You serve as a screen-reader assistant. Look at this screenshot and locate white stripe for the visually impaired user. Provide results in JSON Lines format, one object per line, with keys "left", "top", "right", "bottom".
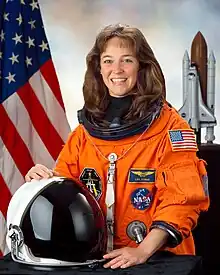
{"left": 2, "top": 93, "right": 55, "bottom": 168}
{"left": 0, "top": 138, "right": 24, "bottom": 195}
{"left": 0, "top": 211, "right": 9, "bottom": 256}
{"left": 29, "top": 70, "right": 70, "bottom": 142}
{"left": 182, "top": 137, "right": 196, "bottom": 140}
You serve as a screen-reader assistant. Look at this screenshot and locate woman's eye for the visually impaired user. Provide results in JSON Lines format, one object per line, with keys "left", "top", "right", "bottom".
{"left": 103, "top": 60, "right": 113, "bottom": 64}
{"left": 123, "top": 58, "right": 133, "bottom": 63}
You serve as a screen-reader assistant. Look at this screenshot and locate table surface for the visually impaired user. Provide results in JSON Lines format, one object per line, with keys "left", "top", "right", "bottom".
{"left": 0, "top": 252, "right": 202, "bottom": 275}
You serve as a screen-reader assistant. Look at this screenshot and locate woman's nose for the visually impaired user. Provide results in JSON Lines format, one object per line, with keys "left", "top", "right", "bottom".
{"left": 112, "top": 61, "right": 124, "bottom": 73}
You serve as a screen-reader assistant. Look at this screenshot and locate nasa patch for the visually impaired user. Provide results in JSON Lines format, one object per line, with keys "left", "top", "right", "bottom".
{"left": 80, "top": 168, "right": 102, "bottom": 200}
{"left": 130, "top": 188, "right": 153, "bottom": 210}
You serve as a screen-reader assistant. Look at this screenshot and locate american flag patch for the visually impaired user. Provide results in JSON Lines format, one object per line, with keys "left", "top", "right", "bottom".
{"left": 168, "top": 130, "right": 198, "bottom": 152}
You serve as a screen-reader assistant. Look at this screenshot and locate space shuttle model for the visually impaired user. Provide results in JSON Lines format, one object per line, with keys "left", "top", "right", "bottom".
{"left": 178, "top": 32, "right": 217, "bottom": 144}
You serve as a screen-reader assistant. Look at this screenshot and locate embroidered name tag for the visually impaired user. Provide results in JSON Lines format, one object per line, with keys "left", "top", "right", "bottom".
{"left": 129, "top": 169, "right": 156, "bottom": 183}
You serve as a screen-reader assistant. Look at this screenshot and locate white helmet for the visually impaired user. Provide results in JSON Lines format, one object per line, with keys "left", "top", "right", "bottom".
{"left": 6, "top": 177, "right": 107, "bottom": 269}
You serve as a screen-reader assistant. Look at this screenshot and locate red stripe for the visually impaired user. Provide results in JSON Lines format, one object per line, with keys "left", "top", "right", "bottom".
{"left": 40, "top": 60, "right": 65, "bottom": 109}
{"left": 173, "top": 142, "right": 196, "bottom": 146}
{"left": 18, "top": 83, "right": 64, "bottom": 160}
{"left": 0, "top": 105, "right": 34, "bottom": 176}
{"left": 173, "top": 146, "right": 197, "bottom": 149}
{"left": 173, "top": 144, "right": 197, "bottom": 147}
{"left": 173, "top": 146, "right": 197, "bottom": 148}
{"left": 173, "top": 142, "right": 197, "bottom": 145}
{"left": 173, "top": 145, "right": 197, "bottom": 148}
{"left": 173, "top": 140, "right": 196, "bottom": 142}
{"left": 0, "top": 174, "right": 12, "bottom": 218}
{"left": 0, "top": 250, "right": 3, "bottom": 257}
{"left": 181, "top": 130, "right": 194, "bottom": 132}
{"left": 173, "top": 148, "right": 198, "bottom": 151}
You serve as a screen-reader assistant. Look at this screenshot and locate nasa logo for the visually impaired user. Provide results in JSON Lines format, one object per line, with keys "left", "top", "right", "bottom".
{"left": 130, "top": 188, "right": 153, "bottom": 210}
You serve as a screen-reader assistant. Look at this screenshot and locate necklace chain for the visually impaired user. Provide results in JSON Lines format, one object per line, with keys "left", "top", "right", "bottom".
{"left": 83, "top": 126, "right": 149, "bottom": 162}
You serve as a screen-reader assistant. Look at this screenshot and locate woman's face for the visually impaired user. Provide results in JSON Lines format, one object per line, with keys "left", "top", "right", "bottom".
{"left": 100, "top": 37, "right": 139, "bottom": 97}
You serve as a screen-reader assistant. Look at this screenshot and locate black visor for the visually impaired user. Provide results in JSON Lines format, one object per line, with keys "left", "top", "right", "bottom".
{"left": 21, "top": 179, "right": 107, "bottom": 262}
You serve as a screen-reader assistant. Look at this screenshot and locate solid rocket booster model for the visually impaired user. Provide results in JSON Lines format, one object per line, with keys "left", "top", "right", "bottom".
{"left": 178, "top": 32, "right": 217, "bottom": 143}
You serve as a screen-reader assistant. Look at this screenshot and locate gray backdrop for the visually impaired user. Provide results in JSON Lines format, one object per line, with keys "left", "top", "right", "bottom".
{"left": 39, "top": 0, "right": 220, "bottom": 143}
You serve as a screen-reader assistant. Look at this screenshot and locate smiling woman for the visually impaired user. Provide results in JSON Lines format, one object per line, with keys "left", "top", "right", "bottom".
{"left": 100, "top": 37, "right": 139, "bottom": 98}
{"left": 25, "top": 23, "right": 209, "bottom": 269}
{"left": 83, "top": 24, "right": 165, "bottom": 125}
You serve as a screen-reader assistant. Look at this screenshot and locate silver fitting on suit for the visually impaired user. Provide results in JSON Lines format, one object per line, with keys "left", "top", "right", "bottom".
{"left": 126, "top": 221, "right": 147, "bottom": 243}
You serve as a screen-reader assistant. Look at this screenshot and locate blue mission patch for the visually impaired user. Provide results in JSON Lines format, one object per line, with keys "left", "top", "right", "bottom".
{"left": 130, "top": 188, "right": 153, "bottom": 210}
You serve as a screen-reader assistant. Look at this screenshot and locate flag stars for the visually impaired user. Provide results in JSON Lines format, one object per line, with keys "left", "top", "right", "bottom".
{"left": 25, "top": 56, "right": 32, "bottom": 67}
{"left": 20, "top": 0, "right": 25, "bottom": 4}
{"left": 28, "top": 19, "right": 36, "bottom": 29}
{"left": 16, "top": 13, "right": 23, "bottom": 26}
{"left": 39, "top": 40, "right": 49, "bottom": 52}
{"left": 9, "top": 53, "right": 19, "bottom": 65}
{"left": 0, "top": 52, "right": 2, "bottom": 59}
{"left": 12, "top": 33, "right": 22, "bottom": 45}
{"left": 30, "top": 0, "right": 39, "bottom": 11}
{"left": 5, "top": 72, "right": 16, "bottom": 84}
{"left": 3, "top": 13, "right": 9, "bottom": 22}
{"left": 26, "top": 36, "right": 35, "bottom": 48}
{"left": 0, "top": 30, "right": 5, "bottom": 42}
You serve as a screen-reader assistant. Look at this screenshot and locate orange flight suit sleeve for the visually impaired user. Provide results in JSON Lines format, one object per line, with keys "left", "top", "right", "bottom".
{"left": 53, "top": 127, "right": 81, "bottom": 181}
{"left": 152, "top": 120, "right": 209, "bottom": 247}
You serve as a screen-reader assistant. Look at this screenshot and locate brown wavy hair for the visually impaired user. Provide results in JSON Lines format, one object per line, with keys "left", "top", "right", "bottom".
{"left": 83, "top": 23, "right": 165, "bottom": 123}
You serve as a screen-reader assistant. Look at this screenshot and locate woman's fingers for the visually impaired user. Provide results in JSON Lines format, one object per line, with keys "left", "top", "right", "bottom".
{"left": 25, "top": 164, "right": 55, "bottom": 181}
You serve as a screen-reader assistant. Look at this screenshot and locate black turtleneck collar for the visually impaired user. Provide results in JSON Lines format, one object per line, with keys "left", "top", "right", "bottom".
{"left": 104, "top": 94, "right": 132, "bottom": 125}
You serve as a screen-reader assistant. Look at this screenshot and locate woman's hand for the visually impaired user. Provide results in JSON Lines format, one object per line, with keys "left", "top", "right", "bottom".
{"left": 25, "top": 164, "right": 59, "bottom": 181}
{"left": 103, "top": 246, "right": 149, "bottom": 269}
{"left": 103, "top": 228, "right": 169, "bottom": 269}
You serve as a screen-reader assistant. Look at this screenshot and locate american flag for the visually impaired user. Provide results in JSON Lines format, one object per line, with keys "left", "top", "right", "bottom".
{"left": 168, "top": 129, "right": 198, "bottom": 152}
{"left": 0, "top": 0, "right": 71, "bottom": 256}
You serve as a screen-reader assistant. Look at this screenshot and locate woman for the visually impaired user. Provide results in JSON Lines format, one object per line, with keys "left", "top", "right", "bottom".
{"left": 25, "top": 24, "right": 209, "bottom": 269}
